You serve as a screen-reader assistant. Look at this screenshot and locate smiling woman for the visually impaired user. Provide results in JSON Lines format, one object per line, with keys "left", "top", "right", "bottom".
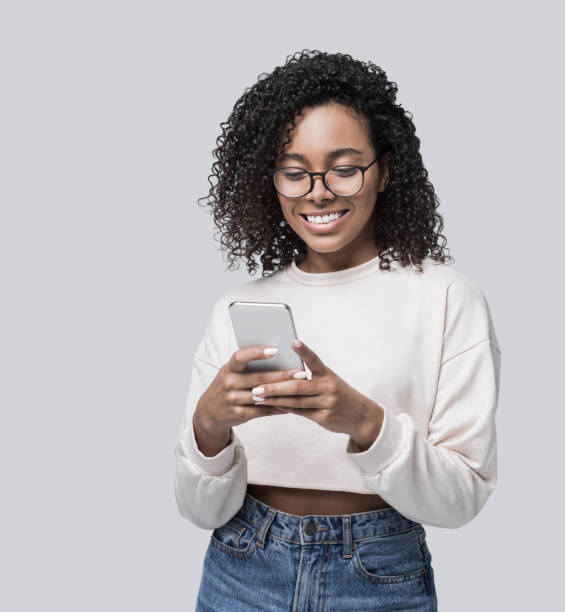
{"left": 194, "top": 49, "right": 451, "bottom": 276}
{"left": 272, "top": 102, "right": 389, "bottom": 259}
{"left": 175, "top": 49, "right": 501, "bottom": 612}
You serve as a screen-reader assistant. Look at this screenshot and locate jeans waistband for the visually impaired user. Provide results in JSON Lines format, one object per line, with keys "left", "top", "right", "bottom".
{"left": 238, "top": 492, "right": 422, "bottom": 557}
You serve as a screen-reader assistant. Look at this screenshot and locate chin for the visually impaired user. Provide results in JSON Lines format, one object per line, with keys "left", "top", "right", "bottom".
{"left": 305, "top": 239, "right": 350, "bottom": 252}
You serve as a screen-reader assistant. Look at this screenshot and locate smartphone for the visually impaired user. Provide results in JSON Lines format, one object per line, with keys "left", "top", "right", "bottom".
{"left": 228, "top": 301, "right": 307, "bottom": 374}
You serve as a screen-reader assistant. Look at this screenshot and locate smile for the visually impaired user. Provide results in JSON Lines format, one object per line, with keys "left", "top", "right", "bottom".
{"left": 299, "top": 209, "right": 350, "bottom": 232}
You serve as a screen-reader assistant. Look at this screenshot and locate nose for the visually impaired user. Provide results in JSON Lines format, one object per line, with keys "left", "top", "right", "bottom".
{"left": 305, "top": 174, "right": 335, "bottom": 203}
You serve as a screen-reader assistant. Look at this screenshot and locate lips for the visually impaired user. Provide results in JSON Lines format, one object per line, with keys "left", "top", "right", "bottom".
{"left": 299, "top": 209, "right": 349, "bottom": 219}
{"left": 298, "top": 208, "right": 351, "bottom": 233}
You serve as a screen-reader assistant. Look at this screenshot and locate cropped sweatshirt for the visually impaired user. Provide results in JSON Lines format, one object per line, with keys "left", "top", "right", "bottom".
{"left": 174, "top": 254, "right": 501, "bottom": 530}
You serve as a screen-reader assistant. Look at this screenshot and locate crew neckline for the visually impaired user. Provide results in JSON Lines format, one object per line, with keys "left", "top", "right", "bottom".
{"left": 285, "top": 253, "right": 388, "bottom": 286}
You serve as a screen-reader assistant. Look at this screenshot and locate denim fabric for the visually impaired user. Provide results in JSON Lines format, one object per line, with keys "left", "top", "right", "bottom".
{"left": 196, "top": 492, "right": 438, "bottom": 611}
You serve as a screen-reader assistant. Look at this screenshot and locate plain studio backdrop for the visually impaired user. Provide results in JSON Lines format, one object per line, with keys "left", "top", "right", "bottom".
{"left": 1, "top": 1, "right": 562, "bottom": 610}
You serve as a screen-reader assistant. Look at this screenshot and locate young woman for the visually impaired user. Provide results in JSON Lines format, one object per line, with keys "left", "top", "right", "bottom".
{"left": 174, "top": 50, "right": 501, "bottom": 611}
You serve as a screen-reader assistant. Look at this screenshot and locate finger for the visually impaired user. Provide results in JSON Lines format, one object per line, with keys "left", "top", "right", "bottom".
{"left": 229, "top": 368, "right": 305, "bottom": 394}
{"left": 232, "top": 389, "right": 305, "bottom": 414}
{"left": 290, "top": 339, "right": 326, "bottom": 376}
{"left": 237, "top": 404, "right": 289, "bottom": 419}
{"left": 273, "top": 407, "right": 320, "bottom": 418}
{"left": 243, "top": 367, "right": 306, "bottom": 389}
{"left": 252, "top": 394, "right": 321, "bottom": 409}
{"left": 228, "top": 345, "right": 280, "bottom": 373}
{"left": 251, "top": 379, "right": 318, "bottom": 399}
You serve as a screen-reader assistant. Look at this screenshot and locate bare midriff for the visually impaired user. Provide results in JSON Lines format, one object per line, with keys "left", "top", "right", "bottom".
{"left": 246, "top": 483, "right": 392, "bottom": 516}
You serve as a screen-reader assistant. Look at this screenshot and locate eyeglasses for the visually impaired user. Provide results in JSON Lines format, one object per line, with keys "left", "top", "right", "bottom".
{"left": 272, "top": 158, "right": 378, "bottom": 198}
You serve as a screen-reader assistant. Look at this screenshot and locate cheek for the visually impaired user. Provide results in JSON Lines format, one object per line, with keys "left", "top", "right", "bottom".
{"left": 351, "top": 191, "right": 377, "bottom": 220}
{"left": 286, "top": 216, "right": 307, "bottom": 239}
{"left": 356, "top": 176, "right": 380, "bottom": 201}
{"left": 278, "top": 199, "right": 294, "bottom": 220}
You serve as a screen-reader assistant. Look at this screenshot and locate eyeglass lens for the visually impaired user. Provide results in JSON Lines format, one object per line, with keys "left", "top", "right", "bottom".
{"left": 274, "top": 167, "right": 362, "bottom": 197}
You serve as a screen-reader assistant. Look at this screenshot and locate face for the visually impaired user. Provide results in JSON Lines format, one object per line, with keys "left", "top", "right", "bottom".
{"left": 274, "top": 102, "right": 390, "bottom": 269}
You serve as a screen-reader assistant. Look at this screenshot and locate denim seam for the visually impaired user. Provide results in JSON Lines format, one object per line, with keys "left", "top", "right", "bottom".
{"left": 316, "top": 544, "right": 330, "bottom": 612}
{"left": 240, "top": 513, "right": 418, "bottom": 543}
{"left": 244, "top": 532, "right": 418, "bottom": 545}
{"left": 415, "top": 527, "right": 434, "bottom": 601}
{"left": 352, "top": 551, "right": 428, "bottom": 585}
{"left": 294, "top": 543, "right": 308, "bottom": 611}
{"left": 210, "top": 534, "right": 259, "bottom": 559}
{"left": 353, "top": 525, "right": 418, "bottom": 542}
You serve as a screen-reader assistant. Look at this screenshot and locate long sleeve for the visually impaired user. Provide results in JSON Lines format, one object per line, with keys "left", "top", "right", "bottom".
{"left": 173, "top": 299, "right": 248, "bottom": 530}
{"left": 346, "top": 275, "right": 502, "bottom": 529}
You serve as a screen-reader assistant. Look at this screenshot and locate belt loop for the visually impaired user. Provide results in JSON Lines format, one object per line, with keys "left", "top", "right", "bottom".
{"left": 342, "top": 515, "right": 352, "bottom": 558}
{"left": 256, "top": 508, "right": 276, "bottom": 549}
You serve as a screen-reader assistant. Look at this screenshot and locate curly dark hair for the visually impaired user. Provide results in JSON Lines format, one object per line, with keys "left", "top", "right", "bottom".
{"left": 197, "top": 49, "right": 453, "bottom": 276}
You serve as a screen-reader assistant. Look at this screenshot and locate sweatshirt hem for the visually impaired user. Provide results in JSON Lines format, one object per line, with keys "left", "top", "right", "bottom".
{"left": 182, "top": 422, "right": 237, "bottom": 476}
{"left": 245, "top": 480, "right": 384, "bottom": 496}
{"left": 345, "top": 404, "right": 406, "bottom": 475}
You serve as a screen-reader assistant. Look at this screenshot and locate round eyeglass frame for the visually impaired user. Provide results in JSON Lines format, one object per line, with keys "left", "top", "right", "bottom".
{"left": 272, "top": 158, "right": 379, "bottom": 198}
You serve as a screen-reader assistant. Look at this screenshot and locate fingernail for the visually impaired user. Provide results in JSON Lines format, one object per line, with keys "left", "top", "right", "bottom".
{"left": 291, "top": 339, "right": 301, "bottom": 348}
{"left": 292, "top": 371, "right": 308, "bottom": 379}
{"left": 263, "top": 347, "right": 278, "bottom": 356}
{"left": 252, "top": 395, "right": 265, "bottom": 402}
{"left": 251, "top": 387, "right": 264, "bottom": 395}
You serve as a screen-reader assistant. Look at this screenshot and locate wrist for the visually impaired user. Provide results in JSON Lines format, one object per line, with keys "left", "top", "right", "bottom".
{"left": 192, "top": 410, "right": 231, "bottom": 457}
{"left": 349, "top": 400, "right": 384, "bottom": 453}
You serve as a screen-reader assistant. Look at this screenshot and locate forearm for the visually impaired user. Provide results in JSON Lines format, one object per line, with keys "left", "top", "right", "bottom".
{"left": 345, "top": 340, "right": 499, "bottom": 528}
{"left": 348, "top": 399, "right": 384, "bottom": 452}
{"left": 192, "top": 402, "right": 231, "bottom": 457}
{"left": 347, "top": 408, "right": 497, "bottom": 528}
{"left": 175, "top": 408, "right": 247, "bottom": 529}
{"left": 174, "top": 431, "right": 247, "bottom": 529}
{"left": 192, "top": 409, "right": 232, "bottom": 457}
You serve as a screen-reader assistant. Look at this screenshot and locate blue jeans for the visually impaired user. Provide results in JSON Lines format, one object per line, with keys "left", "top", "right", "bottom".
{"left": 196, "top": 492, "right": 438, "bottom": 611}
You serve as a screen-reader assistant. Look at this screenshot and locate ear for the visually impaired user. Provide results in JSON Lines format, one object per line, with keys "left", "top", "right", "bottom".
{"left": 378, "top": 153, "right": 392, "bottom": 192}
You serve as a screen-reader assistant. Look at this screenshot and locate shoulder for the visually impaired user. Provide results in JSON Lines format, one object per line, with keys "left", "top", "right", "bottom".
{"left": 416, "top": 259, "right": 495, "bottom": 326}
{"left": 396, "top": 257, "right": 490, "bottom": 315}
{"left": 212, "top": 267, "right": 290, "bottom": 308}
{"left": 420, "top": 258, "right": 500, "bottom": 358}
{"left": 419, "top": 257, "right": 486, "bottom": 299}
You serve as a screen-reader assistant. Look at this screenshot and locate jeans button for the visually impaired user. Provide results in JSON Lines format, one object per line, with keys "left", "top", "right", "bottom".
{"left": 304, "top": 521, "right": 316, "bottom": 536}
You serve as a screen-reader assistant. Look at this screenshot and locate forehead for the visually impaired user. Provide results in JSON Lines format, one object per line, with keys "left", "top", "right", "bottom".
{"left": 276, "top": 103, "right": 370, "bottom": 162}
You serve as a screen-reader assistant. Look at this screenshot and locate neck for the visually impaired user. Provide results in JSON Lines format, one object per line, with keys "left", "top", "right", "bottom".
{"left": 297, "top": 247, "right": 380, "bottom": 274}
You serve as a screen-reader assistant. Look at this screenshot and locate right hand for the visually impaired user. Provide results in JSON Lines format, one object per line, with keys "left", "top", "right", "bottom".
{"left": 193, "top": 346, "right": 305, "bottom": 441}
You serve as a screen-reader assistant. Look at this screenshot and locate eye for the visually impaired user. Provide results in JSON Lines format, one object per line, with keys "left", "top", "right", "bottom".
{"left": 331, "top": 166, "right": 357, "bottom": 176}
{"left": 280, "top": 169, "right": 308, "bottom": 181}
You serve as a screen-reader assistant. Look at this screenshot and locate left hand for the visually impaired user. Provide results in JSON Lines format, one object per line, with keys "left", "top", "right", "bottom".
{"left": 251, "top": 338, "right": 383, "bottom": 448}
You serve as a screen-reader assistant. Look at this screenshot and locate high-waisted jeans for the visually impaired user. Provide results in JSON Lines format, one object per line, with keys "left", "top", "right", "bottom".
{"left": 195, "top": 492, "right": 438, "bottom": 611}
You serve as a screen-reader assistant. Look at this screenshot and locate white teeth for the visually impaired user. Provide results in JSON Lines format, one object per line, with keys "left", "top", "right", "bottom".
{"left": 305, "top": 210, "right": 345, "bottom": 224}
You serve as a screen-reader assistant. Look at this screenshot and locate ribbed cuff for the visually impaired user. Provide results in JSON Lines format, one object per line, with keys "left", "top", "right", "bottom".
{"left": 181, "top": 422, "right": 237, "bottom": 477}
{"left": 346, "top": 404, "right": 406, "bottom": 475}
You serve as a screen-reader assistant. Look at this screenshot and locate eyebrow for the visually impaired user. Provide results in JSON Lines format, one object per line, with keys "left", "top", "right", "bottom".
{"left": 276, "top": 147, "right": 364, "bottom": 163}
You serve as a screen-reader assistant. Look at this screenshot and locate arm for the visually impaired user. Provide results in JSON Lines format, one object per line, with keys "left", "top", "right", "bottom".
{"left": 173, "top": 303, "right": 249, "bottom": 530}
{"left": 346, "top": 277, "right": 502, "bottom": 529}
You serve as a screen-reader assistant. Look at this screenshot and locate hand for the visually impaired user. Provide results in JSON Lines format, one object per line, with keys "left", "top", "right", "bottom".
{"left": 251, "top": 339, "right": 384, "bottom": 450}
{"left": 193, "top": 345, "right": 304, "bottom": 441}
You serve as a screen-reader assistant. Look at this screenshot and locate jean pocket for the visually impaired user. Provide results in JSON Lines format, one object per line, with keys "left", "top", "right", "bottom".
{"left": 211, "top": 515, "right": 260, "bottom": 559}
{"left": 352, "top": 526, "right": 428, "bottom": 584}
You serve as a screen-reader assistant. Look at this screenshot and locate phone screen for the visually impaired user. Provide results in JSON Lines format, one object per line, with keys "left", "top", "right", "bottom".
{"left": 229, "top": 301, "right": 307, "bottom": 373}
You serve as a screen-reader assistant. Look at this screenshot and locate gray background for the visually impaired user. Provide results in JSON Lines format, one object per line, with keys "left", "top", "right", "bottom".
{"left": 1, "top": 1, "right": 562, "bottom": 609}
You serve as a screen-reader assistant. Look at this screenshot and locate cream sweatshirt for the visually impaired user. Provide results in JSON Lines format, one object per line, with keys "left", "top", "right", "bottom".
{"left": 174, "top": 254, "right": 501, "bottom": 530}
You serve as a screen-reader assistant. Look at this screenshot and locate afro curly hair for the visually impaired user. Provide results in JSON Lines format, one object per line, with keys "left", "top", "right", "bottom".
{"left": 197, "top": 49, "right": 453, "bottom": 276}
